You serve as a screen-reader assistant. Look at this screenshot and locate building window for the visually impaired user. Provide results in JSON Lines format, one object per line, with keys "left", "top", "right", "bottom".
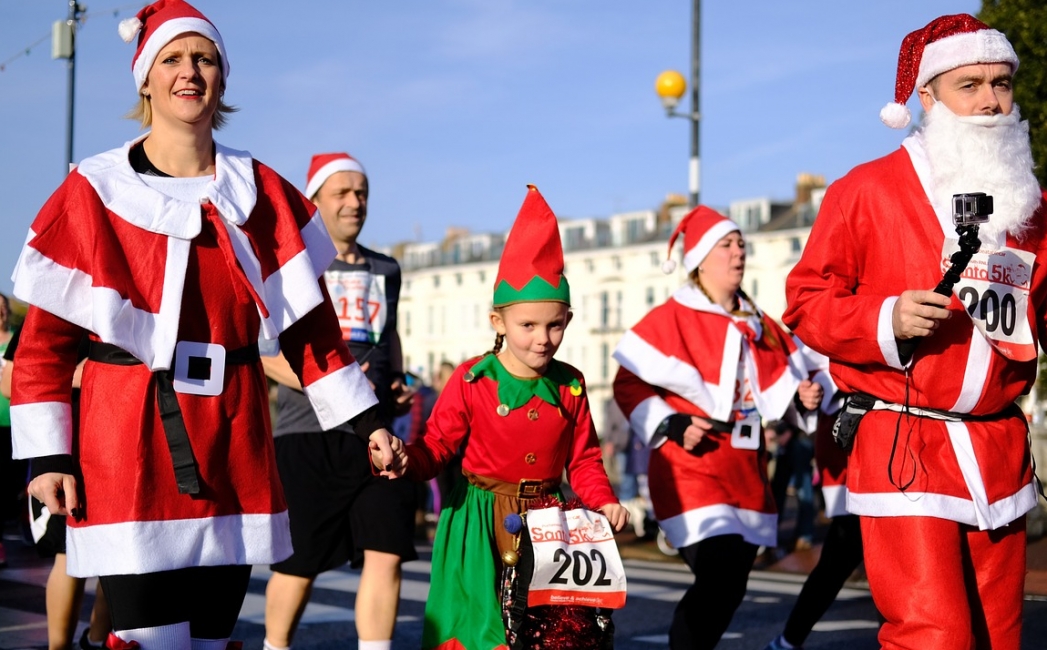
{"left": 455, "top": 273, "right": 463, "bottom": 286}
{"left": 433, "top": 275, "right": 441, "bottom": 288}
{"left": 600, "top": 291, "right": 610, "bottom": 328}
{"left": 601, "top": 342, "right": 609, "bottom": 380}
{"left": 650, "top": 252, "right": 661, "bottom": 267}
{"left": 751, "top": 279, "right": 759, "bottom": 298}
{"left": 791, "top": 237, "right": 802, "bottom": 253}
{"left": 616, "top": 290, "right": 623, "bottom": 328}
{"left": 646, "top": 287, "right": 655, "bottom": 308}
{"left": 405, "top": 311, "right": 411, "bottom": 336}
{"left": 479, "top": 270, "right": 486, "bottom": 283}
{"left": 611, "top": 255, "right": 621, "bottom": 270}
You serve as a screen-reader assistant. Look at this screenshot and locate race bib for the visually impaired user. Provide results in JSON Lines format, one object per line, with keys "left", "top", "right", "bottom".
{"left": 942, "top": 239, "right": 1036, "bottom": 361}
{"left": 526, "top": 506, "right": 627, "bottom": 609}
{"left": 325, "top": 270, "right": 388, "bottom": 345}
{"left": 731, "top": 410, "right": 762, "bottom": 450}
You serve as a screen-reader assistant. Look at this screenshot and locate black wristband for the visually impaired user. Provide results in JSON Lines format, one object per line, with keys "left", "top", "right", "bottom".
{"left": 349, "top": 404, "right": 388, "bottom": 442}
{"left": 30, "top": 454, "right": 77, "bottom": 479}
{"left": 656, "top": 413, "right": 694, "bottom": 446}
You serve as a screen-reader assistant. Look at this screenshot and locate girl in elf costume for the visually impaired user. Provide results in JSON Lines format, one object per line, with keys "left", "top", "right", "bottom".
{"left": 402, "top": 186, "right": 628, "bottom": 650}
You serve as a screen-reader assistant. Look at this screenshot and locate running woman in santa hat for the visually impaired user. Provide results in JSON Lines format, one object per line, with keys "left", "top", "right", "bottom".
{"left": 613, "top": 206, "right": 831, "bottom": 649}
{"left": 784, "top": 13, "right": 1046, "bottom": 650}
{"left": 8, "top": 1, "right": 400, "bottom": 648}
{"left": 400, "top": 186, "right": 628, "bottom": 650}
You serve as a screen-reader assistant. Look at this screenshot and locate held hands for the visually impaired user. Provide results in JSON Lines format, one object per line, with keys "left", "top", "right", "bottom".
{"left": 368, "top": 428, "right": 407, "bottom": 478}
{"left": 598, "top": 503, "right": 629, "bottom": 532}
{"left": 892, "top": 290, "right": 951, "bottom": 340}
{"left": 796, "top": 379, "right": 823, "bottom": 412}
{"left": 28, "top": 472, "right": 80, "bottom": 518}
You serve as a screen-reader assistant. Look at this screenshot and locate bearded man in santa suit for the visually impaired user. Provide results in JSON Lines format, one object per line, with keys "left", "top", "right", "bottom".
{"left": 784, "top": 13, "right": 1046, "bottom": 650}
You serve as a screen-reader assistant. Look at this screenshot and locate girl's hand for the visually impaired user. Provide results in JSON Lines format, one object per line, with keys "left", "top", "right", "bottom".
{"left": 797, "top": 379, "right": 824, "bottom": 412}
{"left": 368, "top": 430, "right": 407, "bottom": 478}
{"left": 599, "top": 503, "right": 629, "bottom": 532}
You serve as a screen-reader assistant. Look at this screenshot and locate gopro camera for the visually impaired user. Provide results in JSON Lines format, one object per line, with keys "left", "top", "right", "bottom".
{"left": 953, "top": 193, "right": 993, "bottom": 226}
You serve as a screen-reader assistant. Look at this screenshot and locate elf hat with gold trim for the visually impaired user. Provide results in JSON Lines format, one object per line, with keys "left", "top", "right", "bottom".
{"left": 492, "top": 185, "right": 570, "bottom": 308}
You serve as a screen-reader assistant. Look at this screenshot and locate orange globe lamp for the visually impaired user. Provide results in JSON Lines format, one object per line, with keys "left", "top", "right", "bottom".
{"left": 655, "top": 70, "right": 687, "bottom": 110}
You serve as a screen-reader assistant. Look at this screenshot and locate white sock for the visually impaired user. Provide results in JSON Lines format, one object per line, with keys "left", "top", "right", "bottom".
{"left": 263, "top": 639, "right": 290, "bottom": 650}
{"left": 358, "top": 641, "right": 392, "bottom": 650}
{"left": 777, "top": 635, "right": 796, "bottom": 649}
{"left": 114, "top": 622, "right": 191, "bottom": 650}
{"left": 190, "top": 638, "right": 230, "bottom": 650}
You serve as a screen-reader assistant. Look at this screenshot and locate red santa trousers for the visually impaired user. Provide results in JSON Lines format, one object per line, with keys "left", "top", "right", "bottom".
{"left": 861, "top": 515, "right": 1025, "bottom": 650}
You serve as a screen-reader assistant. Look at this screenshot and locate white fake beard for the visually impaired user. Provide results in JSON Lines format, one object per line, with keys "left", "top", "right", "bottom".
{"left": 919, "top": 101, "right": 1041, "bottom": 241}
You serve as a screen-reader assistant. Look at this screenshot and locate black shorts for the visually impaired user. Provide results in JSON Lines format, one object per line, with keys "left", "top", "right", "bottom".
{"left": 29, "top": 497, "right": 67, "bottom": 558}
{"left": 271, "top": 430, "right": 418, "bottom": 577}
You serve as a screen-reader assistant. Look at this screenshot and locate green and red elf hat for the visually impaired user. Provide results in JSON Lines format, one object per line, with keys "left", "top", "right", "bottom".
{"left": 492, "top": 185, "right": 571, "bottom": 308}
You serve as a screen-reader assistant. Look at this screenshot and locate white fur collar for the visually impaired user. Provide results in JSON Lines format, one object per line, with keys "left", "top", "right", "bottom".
{"left": 76, "top": 134, "right": 258, "bottom": 239}
{"left": 671, "top": 284, "right": 765, "bottom": 336}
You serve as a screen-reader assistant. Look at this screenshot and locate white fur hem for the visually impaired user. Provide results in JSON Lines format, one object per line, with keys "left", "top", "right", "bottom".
{"left": 65, "top": 511, "right": 292, "bottom": 577}
{"left": 10, "top": 402, "right": 73, "bottom": 458}
{"left": 302, "top": 362, "right": 379, "bottom": 430}
{"left": 658, "top": 504, "right": 777, "bottom": 549}
{"left": 846, "top": 482, "right": 1037, "bottom": 531}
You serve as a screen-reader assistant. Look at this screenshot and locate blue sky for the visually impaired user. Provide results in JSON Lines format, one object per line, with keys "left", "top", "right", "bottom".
{"left": 0, "top": 0, "right": 981, "bottom": 296}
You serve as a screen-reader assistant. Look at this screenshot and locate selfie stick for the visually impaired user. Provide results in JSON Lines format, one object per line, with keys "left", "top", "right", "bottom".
{"left": 896, "top": 193, "right": 990, "bottom": 363}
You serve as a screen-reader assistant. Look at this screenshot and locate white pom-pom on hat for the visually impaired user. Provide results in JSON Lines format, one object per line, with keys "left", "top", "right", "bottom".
{"left": 661, "top": 259, "right": 678, "bottom": 274}
{"left": 118, "top": 17, "right": 142, "bottom": 43}
{"left": 879, "top": 102, "right": 911, "bottom": 129}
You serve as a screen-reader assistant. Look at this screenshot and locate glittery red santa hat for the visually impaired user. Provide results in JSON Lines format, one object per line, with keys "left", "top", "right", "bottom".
{"left": 492, "top": 185, "right": 570, "bottom": 307}
{"left": 880, "top": 14, "right": 1018, "bottom": 129}
{"left": 305, "top": 153, "right": 367, "bottom": 199}
{"left": 118, "top": 0, "right": 229, "bottom": 93}
{"left": 662, "top": 205, "right": 740, "bottom": 274}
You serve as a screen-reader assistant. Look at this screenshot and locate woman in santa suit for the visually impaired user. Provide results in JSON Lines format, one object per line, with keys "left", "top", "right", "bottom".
{"left": 612, "top": 206, "right": 830, "bottom": 650}
{"left": 8, "top": 2, "right": 399, "bottom": 649}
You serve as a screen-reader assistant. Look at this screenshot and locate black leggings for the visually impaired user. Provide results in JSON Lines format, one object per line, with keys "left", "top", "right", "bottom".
{"left": 670, "top": 534, "right": 759, "bottom": 650}
{"left": 99, "top": 564, "right": 252, "bottom": 639}
{"left": 782, "top": 515, "right": 865, "bottom": 646}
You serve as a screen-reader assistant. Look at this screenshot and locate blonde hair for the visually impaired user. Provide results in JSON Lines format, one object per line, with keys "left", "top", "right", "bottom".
{"left": 487, "top": 307, "right": 505, "bottom": 356}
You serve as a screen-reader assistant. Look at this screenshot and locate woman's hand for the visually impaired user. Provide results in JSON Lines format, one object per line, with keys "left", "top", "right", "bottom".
{"left": 599, "top": 503, "right": 629, "bottom": 532}
{"left": 681, "top": 416, "right": 714, "bottom": 451}
{"left": 797, "top": 379, "right": 824, "bottom": 412}
{"left": 28, "top": 472, "right": 80, "bottom": 518}
{"left": 369, "top": 429, "right": 407, "bottom": 478}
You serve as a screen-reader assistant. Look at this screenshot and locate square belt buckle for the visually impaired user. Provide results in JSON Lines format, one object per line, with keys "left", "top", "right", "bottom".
{"left": 518, "top": 479, "right": 544, "bottom": 499}
{"left": 172, "top": 341, "right": 226, "bottom": 397}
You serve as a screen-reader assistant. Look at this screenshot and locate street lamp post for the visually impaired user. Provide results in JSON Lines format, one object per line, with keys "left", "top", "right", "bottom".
{"left": 654, "top": 0, "right": 701, "bottom": 208}
{"left": 52, "top": 1, "right": 86, "bottom": 174}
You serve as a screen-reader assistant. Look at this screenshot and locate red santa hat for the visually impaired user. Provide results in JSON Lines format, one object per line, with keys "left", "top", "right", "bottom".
{"left": 492, "top": 185, "right": 570, "bottom": 307}
{"left": 880, "top": 14, "right": 1018, "bottom": 129}
{"left": 118, "top": 0, "right": 229, "bottom": 93}
{"left": 305, "top": 153, "right": 367, "bottom": 199}
{"left": 661, "top": 206, "right": 740, "bottom": 275}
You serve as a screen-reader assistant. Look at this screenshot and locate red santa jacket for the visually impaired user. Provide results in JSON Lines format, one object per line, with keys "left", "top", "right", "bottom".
{"left": 784, "top": 136, "right": 1047, "bottom": 530}
{"left": 8, "top": 139, "right": 377, "bottom": 577}
{"left": 612, "top": 286, "right": 829, "bottom": 548}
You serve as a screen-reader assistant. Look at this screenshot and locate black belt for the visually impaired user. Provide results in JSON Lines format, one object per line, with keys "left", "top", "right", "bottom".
{"left": 87, "top": 341, "right": 260, "bottom": 495}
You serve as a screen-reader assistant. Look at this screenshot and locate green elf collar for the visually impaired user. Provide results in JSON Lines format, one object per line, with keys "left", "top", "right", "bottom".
{"left": 464, "top": 354, "right": 583, "bottom": 412}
